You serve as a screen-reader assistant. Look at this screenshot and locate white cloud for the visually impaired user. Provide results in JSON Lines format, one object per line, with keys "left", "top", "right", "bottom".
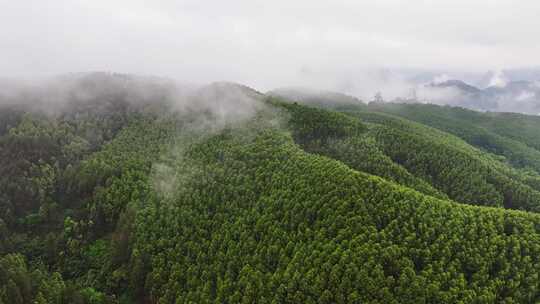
{"left": 516, "top": 91, "right": 535, "bottom": 101}
{"left": 488, "top": 70, "right": 509, "bottom": 87}
{"left": 432, "top": 74, "right": 451, "bottom": 85}
{"left": 1, "top": 0, "right": 540, "bottom": 91}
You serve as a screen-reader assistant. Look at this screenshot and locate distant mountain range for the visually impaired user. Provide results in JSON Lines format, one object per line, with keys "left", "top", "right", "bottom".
{"left": 270, "top": 79, "right": 540, "bottom": 115}
{"left": 425, "top": 79, "right": 540, "bottom": 114}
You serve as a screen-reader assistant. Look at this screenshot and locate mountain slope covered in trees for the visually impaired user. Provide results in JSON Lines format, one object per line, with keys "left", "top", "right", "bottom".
{"left": 1, "top": 74, "right": 540, "bottom": 303}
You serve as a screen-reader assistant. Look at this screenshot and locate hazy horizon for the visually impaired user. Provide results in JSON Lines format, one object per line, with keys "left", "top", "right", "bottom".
{"left": 2, "top": 1, "right": 540, "bottom": 95}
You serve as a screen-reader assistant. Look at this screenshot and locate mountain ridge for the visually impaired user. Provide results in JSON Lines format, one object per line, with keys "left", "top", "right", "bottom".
{"left": 1, "top": 75, "right": 540, "bottom": 303}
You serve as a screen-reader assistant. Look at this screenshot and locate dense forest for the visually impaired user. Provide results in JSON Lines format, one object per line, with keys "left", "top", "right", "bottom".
{"left": 1, "top": 73, "right": 540, "bottom": 303}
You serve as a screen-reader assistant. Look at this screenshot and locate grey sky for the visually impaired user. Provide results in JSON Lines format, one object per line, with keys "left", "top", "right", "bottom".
{"left": 1, "top": 0, "right": 540, "bottom": 94}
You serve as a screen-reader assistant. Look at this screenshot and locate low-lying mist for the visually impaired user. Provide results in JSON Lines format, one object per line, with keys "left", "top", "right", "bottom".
{"left": 269, "top": 68, "right": 540, "bottom": 115}
{"left": 0, "top": 72, "right": 282, "bottom": 203}
{"left": 0, "top": 72, "right": 270, "bottom": 128}
{"left": 4, "top": 69, "right": 540, "bottom": 121}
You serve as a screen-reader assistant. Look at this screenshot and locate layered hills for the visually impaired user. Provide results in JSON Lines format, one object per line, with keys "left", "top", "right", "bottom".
{"left": 1, "top": 73, "right": 540, "bottom": 303}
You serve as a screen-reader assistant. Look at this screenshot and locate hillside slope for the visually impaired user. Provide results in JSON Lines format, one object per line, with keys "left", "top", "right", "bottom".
{"left": 1, "top": 77, "right": 540, "bottom": 303}
{"left": 270, "top": 96, "right": 540, "bottom": 212}
{"left": 133, "top": 123, "right": 540, "bottom": 303}
{"left": 367, "top": 103, "right": 540, "bottom": 172}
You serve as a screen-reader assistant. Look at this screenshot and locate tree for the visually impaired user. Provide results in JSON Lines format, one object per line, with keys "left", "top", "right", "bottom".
{"left": 372, "top": 92, "right": 384, "bottom": 103}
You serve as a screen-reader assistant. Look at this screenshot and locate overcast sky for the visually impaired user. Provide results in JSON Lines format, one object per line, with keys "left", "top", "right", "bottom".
{"left": 1, "top": 0, "right": 540, "bottom": 93}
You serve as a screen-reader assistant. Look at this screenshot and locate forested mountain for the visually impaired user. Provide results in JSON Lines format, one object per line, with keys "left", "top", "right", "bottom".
{"left": 1, "top": 73, "right": 540, "bottom": 303}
